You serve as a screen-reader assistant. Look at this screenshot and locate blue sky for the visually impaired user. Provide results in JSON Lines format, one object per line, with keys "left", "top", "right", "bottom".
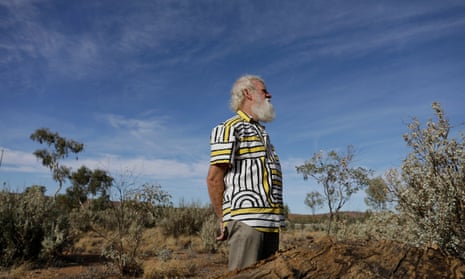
{"left": 1, "top": 0, "right": 465, "bottom": 214}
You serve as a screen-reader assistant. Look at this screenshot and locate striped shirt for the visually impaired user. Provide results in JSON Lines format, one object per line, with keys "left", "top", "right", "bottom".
{"left": 209, "top": 110, "right": 284, "bottom": 232}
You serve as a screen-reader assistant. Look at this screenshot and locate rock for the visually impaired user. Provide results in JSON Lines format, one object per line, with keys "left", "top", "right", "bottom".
{"left": 216, "top": 236, "right": 465, "bottom": 279}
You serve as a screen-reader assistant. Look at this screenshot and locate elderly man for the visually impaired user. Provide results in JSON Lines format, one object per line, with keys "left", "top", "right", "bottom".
{"left": 207, "top": 75, "right": 284, "bottom": 270}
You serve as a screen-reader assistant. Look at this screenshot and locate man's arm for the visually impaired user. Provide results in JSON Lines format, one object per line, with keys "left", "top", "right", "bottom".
{"left": 206, "top": 163, "right": 228, "bottom": 240}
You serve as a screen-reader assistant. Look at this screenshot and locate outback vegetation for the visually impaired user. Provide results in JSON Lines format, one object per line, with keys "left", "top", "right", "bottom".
{"left": 1, "top": 102, "right": 464, "bottom": 278}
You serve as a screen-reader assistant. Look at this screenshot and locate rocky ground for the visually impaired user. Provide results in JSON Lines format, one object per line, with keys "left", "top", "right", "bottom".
{"left": 219, "top": 236, "right": 465, "bottom": 279}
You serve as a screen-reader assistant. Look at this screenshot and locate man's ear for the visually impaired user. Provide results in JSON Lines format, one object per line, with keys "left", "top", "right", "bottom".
{"left": 243, "top": 89, "right": 254, "bottom": 100}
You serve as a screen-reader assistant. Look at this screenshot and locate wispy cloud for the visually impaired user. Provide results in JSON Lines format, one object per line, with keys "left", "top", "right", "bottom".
{"left": 104, "top": 113, "right": 168, "bottom": 138}
{"left": 256, "top": 2, "right": 465, "bottom": 74}
{"left": 76, "top": 155, "right": 206, "bottom": 180}
{"left": 316, "top": 17, "right": 465, "bottom": 58}
{"left": 91, "top": 113, "right": 208, "bottom": 160}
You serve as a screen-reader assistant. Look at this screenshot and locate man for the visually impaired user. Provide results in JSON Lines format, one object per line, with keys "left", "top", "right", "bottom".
{"left": 207, "top": 75, "right": 284, "bottom": 270}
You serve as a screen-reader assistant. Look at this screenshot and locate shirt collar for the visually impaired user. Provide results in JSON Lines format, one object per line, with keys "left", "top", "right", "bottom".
{"left": 237, "top": 110, "right": 254, "bottom": 123}
{"left": 237, "top": 110, "right": 263, "bottom": 126}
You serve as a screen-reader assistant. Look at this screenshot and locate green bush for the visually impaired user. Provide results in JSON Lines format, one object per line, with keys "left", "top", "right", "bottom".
{"left": 0, "top": 186, "right": 71, "bottom": 267}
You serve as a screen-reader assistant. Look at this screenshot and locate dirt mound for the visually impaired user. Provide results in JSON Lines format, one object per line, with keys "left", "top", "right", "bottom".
{"left": 217, "top": 236, "right": 465, "bottom": 279}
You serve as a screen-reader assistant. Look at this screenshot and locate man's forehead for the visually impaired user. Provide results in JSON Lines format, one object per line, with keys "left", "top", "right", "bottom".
{"left": 253, "top": 80, "right": 265, "bottom": 88}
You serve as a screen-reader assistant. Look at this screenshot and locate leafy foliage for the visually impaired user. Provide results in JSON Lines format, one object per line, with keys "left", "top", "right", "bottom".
{"left": 31, "top": 129, "right": 113, "bottom": 213}
{"left": 63, "top": 166, "right": 113, "bottom": 211}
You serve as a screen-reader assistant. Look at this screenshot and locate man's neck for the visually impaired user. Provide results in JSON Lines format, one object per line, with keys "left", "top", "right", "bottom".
{"left": 239, "top": 102, "right": 257, "bottom": 120}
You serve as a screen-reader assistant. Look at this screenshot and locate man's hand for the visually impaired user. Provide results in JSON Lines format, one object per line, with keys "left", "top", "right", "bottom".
{"left": 216, "top": 222, "right": 228, "bottom": 241}
{"left": 207, "top": 164, "right": 228, "bottom": 241}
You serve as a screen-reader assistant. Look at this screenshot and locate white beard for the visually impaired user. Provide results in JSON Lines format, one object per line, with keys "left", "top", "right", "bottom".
{"left": 252, "top": 98, "right": 275, "bottom": 122}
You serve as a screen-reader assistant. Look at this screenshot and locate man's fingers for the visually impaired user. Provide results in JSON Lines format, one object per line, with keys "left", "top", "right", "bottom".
{"left": 216, "top": 225, "right": 228, "bottom": 241}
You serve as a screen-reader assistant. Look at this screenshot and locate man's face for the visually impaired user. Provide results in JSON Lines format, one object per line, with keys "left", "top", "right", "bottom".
{"left": 251, "top": 81, "right": 275, "bottom": 122}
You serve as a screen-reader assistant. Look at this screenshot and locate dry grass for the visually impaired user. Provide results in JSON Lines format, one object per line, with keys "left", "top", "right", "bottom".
{"left": 72, "top": 232, "right": 105, "bottom": 255}
{"left": 140, "top": 227, "right": 206, "bottom": 256}
{"left": 280, "top": 227, "right": 327, "bottom": 250}
{"left": 143, "top": 258, "right": 197, "bottom": 279}
{"left": 0, "top": 262, "right": 34, "bottom": 279}
{"left": 53, "top": 226, "right": 228, "bottom": 278}
{"left": 140, "top": 227, "right": 227, "bottom": 278}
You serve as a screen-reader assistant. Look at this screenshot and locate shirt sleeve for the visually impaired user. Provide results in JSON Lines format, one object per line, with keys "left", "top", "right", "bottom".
{"left": 209, "top": 124, "right": 236, "bottom": 165}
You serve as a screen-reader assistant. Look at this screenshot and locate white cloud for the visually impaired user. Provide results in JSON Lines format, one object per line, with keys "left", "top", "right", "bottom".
{"left": 0, "top": 147, "right": 206, "bottom": 183}
{"left": 73, "top": 154, "right": 207, "bottom": 180}
{"left": 104, "top": 113, "right": 167, "bottom": 136}
{"left": 0, "top": 148, "right": 46, "bottom": 173}
{"left": 93, "top": 113, "right": 208, "bottom": 159}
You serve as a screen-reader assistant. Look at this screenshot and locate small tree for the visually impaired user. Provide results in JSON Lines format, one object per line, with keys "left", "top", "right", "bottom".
{"left": 296, "top": 145, "right": 371, "bottom": 234}
{"left": 63, "top": 166, "right": 113, "bottom": 210}
{"left": 304, "top": 191, "right": 324, "bottom": 215}
{"left": 132, "top": 182, "right": 172, "bottom": 226}
{"left": 394, "top": 102, "right": 465, "bottom": 258}
{"left": 75, "top": 172, "right": 172, "bottom": 277}
{"left": 365, "top": 176, "right": 390, "bottom": 211}
{"left": 30, "top": 128, "right": 84, "bottom": 197}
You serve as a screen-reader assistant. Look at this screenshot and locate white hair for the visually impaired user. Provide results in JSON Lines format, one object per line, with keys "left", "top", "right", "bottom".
{"left": 230, "top": 75, "right": 264, "bottom": 111}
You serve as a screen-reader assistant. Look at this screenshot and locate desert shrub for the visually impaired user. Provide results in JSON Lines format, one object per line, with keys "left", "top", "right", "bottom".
{"left": 336, "top": 211, "right": 417, "bottom": 243}
{"left": 89, "top": 204, "right": 146, "bottom": 277}
{"left": 339, "top": 103, "right": 465, "bottom": 257}
{"left": 159, "top": 201, "right": 211, "bottom": 237}
{"left": 101, "top": 241, "right": 143, "bottom": 277}
{"left": 39, "top": 214, "right": 70, "bottom": 264}
{"left": 132, "top": 183, "right": 172, "bottom": 227}
{"left": 390, "top": 103, "right": 465, "bottom": 258}
{"left": 0, "top": 186, "right": 71, "bottom": 267}
{"left": 199, "top": 213, "right": 223, "bottom": 253}
{"left": 95, "top": 202, "right": 147, "bottom": 276}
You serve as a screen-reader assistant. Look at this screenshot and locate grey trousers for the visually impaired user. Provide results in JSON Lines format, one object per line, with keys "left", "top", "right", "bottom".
{"left": 226, "top": 220, "right": 279, "bottom": 271}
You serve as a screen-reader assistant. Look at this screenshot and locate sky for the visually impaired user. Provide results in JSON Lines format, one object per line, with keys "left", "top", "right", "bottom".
{"left": 1, "top": 0, "right": 465, "bottom": 214}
